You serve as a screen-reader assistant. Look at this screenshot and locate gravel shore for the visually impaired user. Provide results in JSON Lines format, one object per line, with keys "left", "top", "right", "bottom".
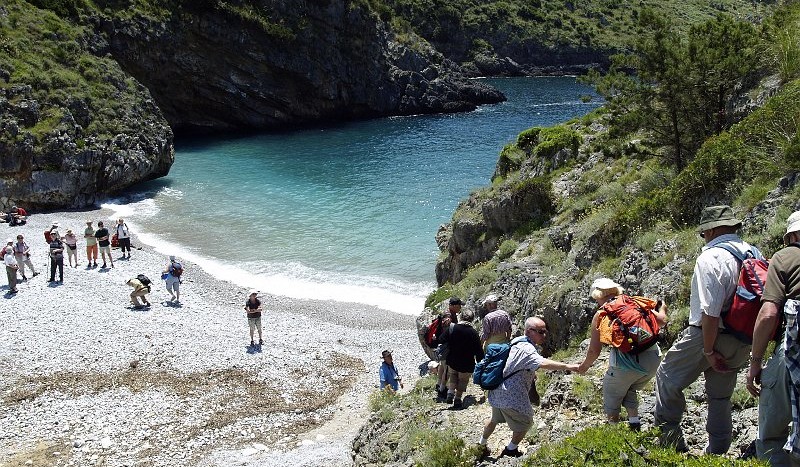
{"left": 0, "top": 209, "right": 425, "bottom": 467}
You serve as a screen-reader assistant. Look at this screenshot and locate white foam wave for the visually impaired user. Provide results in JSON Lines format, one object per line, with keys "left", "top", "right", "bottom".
{"left": 102, "top": 198, "right": 161, "bottom": 219}
{"left": 133, "top": 230, "right": 431, "bottom": 316}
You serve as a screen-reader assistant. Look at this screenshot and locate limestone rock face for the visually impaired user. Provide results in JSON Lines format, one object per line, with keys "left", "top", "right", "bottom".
{"left": 98, "top": 0, "right": 505, "bottom": 132}
{"left": 0, "top": 79, "right": 173, "bottom": 211}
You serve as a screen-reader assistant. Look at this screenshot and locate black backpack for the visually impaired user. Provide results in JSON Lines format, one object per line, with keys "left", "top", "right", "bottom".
{"left": 137, "top": 274, "right": 152, "bottom": 287}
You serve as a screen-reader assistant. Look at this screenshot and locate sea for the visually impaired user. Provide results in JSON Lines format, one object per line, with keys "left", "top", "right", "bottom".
{"left": 103, "top": 77, "right": 600, "bottom": 315}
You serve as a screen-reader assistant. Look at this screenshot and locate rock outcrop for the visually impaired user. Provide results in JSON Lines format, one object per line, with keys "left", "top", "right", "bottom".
{"left": 95, "top": 0, "right": 505, "bottom": 132}
{"left": 0, "top": 1, "right": 173, "bottom": 211}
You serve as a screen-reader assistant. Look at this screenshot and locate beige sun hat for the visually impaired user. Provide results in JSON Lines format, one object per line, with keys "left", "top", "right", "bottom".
{"left": 784, "top": 210, "right": 800, "bottom": 243}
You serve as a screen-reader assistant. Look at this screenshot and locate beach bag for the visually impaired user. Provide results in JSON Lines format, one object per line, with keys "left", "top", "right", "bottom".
{"left": 473, "top": 340, "right": 527, "bottom": 390}
{"left": 170, "top": 262, "right": 184, "bottom": 277}
{"left": 137, "top": 274, "right": 152, "bottom": 287}
{"left": 714, "top": 244, "right": 772, "bottom": 344}
{"left": 424, "top": 316, "right": 445, "bottom": 348}
{"left": 111, "top": 233, "right": 119, "bottom": 248}
{"left": 597, "top": 295, "right": 660, "bottom": 354}
{"left": 44, "top": 230, "right": 53, "bottom": 243}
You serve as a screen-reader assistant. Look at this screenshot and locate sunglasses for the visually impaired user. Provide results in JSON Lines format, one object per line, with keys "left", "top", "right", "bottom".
{"left": 530, "top": 329, "right": 547, "bottom": 335}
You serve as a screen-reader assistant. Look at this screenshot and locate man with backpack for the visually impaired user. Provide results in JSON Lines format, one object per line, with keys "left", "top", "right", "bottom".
{"left": 127, "top": 275, "right": 151, "bottom": 308}
{"left": 442, "top": 307, "right": 483, "bottom": 409}
{"left": 116, "top": 218, "right": 132, "bottom": 259}
{"left": 747, "top": 210, "right": 800, "bottom": 467}
{"left": 477, "top": 316, "right": 579, "bottom": 458}
{"left": 163, "top": 255, "right": 183, "bottom": 303}
{"left": 655, "top": 205, "right": 758, "bottom": 454}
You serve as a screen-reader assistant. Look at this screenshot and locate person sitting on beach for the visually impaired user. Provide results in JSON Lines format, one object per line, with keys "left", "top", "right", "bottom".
{"left": 127, "top": 276, "right": 151, "bottom": 308}
{"left": 94, "top": 221, "right": 114, "bottom": 269}
{"left": 576, "top": 278, "right": 668, "bottom": 430}
{"left": 116, "top": 218, "right": 132, "bottom": 259}
{"left": 12, "top": 234, "right": 38, "bottom": 281}
{"left": 8, "top": 206, "right": 26, "bottom": 226}
{"left": 48, "top": 234, "right": 65, "bottom": 283}
{"left": 380, "top": 350, "right": 403, "bottom": 392}
{"left": 84, "top": 220, "right": 98, "bottom": 268}
{"left": 244, "top": 289, "right": 263, "bottom": 347}
{"left": 163, "top": 255, "right": 183, "bottom": 302}
{"left": 63, "top": 229, "right": 79, "bottom": 268}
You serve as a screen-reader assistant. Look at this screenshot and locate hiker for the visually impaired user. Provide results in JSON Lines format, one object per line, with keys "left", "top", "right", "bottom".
{"left": 654, "top": 205, "right": 758, "bottom": 454}
{"left": 48, "top": 233, "right": 65, "bottom": 283}
{"left": 434, "top": 297, "right": 462, "bottom": 399}
{"left": 4, "top": 245, "right": 18, "bottom": 294}
{"left": 747, "top": 210, "right": 800, "bottom": 467}
{"left": 443, "top": 307, "right": 484, "bottom": 408}
{"left": 163, "top": 255, "right": 183, "bottom": 302}
{"left": 379, "top": 350, "right": 404, "bottom": 392}
{"left": 481, "top": 294, "right": 512, "bottom": 349}
{"left": 577, "top": 277, "right": 668, "bottom": 430}
{"left": 12, "top": 234, "right": 37, "bottom": 280}
{"left": 84, "top": 220, "right": 98, "bottom": 268}
{"left": 244, "top": 289, "right": 263, "bottom": 347}
{"left": 63, "top": 229, "right": 79, "bottom": 268}
{"left": 478, "top": 316, "right": 579, "bottom": 458}
{"left": 116, "top": 218, "right": 131, "bottom": 259}
{"left": 127, "top": 276, "right": 151, "bottom": 308}
{"left": 94, "top": 221, "right": 113, "bottom": 269}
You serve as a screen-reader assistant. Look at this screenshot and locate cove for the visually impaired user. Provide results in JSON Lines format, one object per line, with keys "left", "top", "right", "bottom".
{"left": 107, "top": 77, "right": 600, "bottom": 315}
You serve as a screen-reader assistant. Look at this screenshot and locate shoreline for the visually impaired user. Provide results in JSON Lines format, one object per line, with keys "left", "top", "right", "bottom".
{"left": 0, "top": 209, "right": 425, "bottom": 466}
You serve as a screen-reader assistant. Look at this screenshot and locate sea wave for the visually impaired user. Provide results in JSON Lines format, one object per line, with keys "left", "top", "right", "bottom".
{"left": 123, "top": 227, "right": 432, "bottom": 316}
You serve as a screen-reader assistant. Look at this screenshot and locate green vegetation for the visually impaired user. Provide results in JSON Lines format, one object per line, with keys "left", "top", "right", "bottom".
{"left": 526, "top": 424, "right": 768, "bottom": 466}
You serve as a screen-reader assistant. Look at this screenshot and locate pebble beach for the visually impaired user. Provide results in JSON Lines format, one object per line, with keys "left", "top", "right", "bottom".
{"left": 0, "top": 209, "right": 424, "bottom": 467}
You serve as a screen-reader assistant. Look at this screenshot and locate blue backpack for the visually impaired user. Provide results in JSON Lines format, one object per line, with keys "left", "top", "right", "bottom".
{"left": 473, "top": 339, "right": 527, "bottom": 390}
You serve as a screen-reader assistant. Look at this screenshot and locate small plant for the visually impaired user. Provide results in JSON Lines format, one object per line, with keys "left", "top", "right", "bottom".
{"left": 496, "top": 239, "right": 519, "bottom": 261}
{"left": 368, "top": 389, "right": 398, "bottom": 423}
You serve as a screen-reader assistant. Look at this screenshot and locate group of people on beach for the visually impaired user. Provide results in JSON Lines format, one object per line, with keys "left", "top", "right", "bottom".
{"left": 3, "top": 217, "right": 184, "bottom": 308}
{"left": 384, "top": 205, "right": 800, "bottom": 465}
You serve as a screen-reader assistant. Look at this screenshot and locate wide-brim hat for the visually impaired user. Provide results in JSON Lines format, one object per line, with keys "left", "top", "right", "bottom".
{"left": 698, "top": 205, "right": 741, "bottom": 232}
{"left": 784, "top": 210, "right": 800, "bottom": 242}
{"left": 591, "top": 278, "right": 622, "bottom": 291}
{"left": 482, "top": 294, "right": 499, "bottom": 304}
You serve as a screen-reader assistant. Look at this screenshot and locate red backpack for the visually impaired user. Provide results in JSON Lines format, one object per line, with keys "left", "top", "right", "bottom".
{"left": 424, "top": 316, "right": 444, "bottom": 348}
{"left": 714, "top": 244, "right": 773, "bottom": 344}
{"left": 597, "top": 294, "right": 660, "bottom": 354}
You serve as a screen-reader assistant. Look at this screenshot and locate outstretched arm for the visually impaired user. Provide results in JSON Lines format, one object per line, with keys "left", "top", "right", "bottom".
{"left": 578, "top": 311, "right": 602, "bottom": 373}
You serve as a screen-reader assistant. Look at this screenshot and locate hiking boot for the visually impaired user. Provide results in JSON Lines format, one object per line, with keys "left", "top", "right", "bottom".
{"left": 629, "top": 422, "right": 642, "bottom": 431}
{"left": 452, "top": 398, "right": 463, "bottom": 409}
{"left": 258, "top": 339, "right": 263, "bottom": 345}
{"left": 21, "top": 275, "right": 27, "bottom": 281}
{"left": 445, "top": 393, "right": 454, "bottom": 404}
{"left": 436, "top": 387, "right": 447, "bottom": 400}
{"left": 32, "top": 272, "right": 39, "bottom": 277}
{"left": 250, "top": 340, "right": 255, "bottom": 347}
{"left": 101, "top": 263, "right": 106, "bottom": 269}
{"left": 500, "top": 447, "right": 522, "bottom": 458}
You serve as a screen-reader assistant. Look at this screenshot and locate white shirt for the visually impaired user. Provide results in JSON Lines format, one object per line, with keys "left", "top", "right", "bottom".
{"left": 4, "top": 251, "right": 18, "bottom": 268}
{"left": 688, "top": 233, "right": 753, "bottom": 326}
{"left": 116, "top": 223, "right": 130, "bottom": 239}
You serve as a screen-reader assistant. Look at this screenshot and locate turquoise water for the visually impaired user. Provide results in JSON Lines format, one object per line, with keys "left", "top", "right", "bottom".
{"left": 107, "top": 77, "right": 599, "bottom": 314}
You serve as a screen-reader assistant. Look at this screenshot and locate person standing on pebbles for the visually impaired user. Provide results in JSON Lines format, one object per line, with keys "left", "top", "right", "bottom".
{"left": 116, "top": 218, "right": 132, "bottom": 259}
{"left": 163, "top": 256, "right": 183, "bottom": 303}
{"left": 244, "top": 290, "right": 263, "bottom": 348}
{"left": 12, "top": 234, "right": 38, "bottom": 280}
{"left": 63, "top": 229, "right": 79, "bottom": 268}
{"left": 4, "top": 245, "right": 19, "bottom": 294}
{"left": 94, "top": 221, "right": 114, "bottom": 269}
{"left": 48, "top": 233, "right": 65, "bottom": 283}
{"left": 84, "top": 220, "right": 98, "bottom": 268}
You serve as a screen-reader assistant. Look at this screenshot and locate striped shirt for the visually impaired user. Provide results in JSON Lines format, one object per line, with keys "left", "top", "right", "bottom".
{"left": 481, "top": 309, "right": 512, "bottom": 341}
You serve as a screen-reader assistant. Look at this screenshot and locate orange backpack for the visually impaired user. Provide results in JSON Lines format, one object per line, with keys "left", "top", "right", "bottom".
{"left": 597, "top": 295, "right": 660, "bottom": 354}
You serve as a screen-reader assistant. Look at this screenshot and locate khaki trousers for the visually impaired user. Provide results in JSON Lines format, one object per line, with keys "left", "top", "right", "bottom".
{"left": 654, "top": 326, "right": 750, "bottom": 454}
{"left": 757, "top": 338, "right": 793, "bottom": 466}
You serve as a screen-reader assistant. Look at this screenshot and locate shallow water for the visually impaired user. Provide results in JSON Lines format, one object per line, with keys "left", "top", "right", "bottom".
{"left": 105, "top": 77, "right": 600, "bottom": 314}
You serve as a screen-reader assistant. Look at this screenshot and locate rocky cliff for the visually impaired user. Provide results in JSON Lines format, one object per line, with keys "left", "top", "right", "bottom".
{"left": 0, "top": 1, "right": 173, "bottom": 211}
{"left": 94, "top": 0, "right": 505, "bottom": 132}
{"left": 2, "top": 0, "right": 504, "bottom": 209}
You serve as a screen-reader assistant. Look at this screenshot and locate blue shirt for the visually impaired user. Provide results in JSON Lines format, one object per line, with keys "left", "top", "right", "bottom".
{"left": 379, "top": 362, "right": 400, "bottom": 391}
